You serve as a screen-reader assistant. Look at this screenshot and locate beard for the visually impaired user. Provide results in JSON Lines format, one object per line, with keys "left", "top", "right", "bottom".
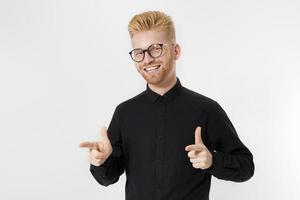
{"left": 139, "top": 58, "right": 174, "bottom": 86}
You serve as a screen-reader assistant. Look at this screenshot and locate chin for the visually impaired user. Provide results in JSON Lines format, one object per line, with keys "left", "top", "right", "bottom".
{"left": 139, "top": 67, "right": 168, "bottom": 85}
{"left": 145, "top": 76, "right": 165, "bottom": 85}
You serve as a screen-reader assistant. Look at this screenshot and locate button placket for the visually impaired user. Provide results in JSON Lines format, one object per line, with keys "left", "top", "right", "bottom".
{"left": 155, "top": 100, "right": 166, "bottom": 195}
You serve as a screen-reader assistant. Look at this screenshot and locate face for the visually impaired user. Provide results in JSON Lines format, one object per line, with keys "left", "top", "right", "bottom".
{"left": 130, "top": 30, "right": 180, "bottom": 86}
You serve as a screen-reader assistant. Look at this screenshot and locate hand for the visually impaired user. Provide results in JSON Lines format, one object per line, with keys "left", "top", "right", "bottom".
{"left": 185, "top": 126, "right": 213, "bottom": 170}
{"left": 79, "top": 126, "right": 113, "bottom": 166}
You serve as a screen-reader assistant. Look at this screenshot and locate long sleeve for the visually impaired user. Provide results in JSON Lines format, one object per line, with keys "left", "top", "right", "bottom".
{"left": 90, "top": 105, "right": 125, "bottom": 186}
{"left": 205, "top": 101, "right": 255, "bottom": 182}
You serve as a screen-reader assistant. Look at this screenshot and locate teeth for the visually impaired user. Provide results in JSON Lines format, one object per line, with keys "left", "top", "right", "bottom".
{"left": 145, "top": 65, "right": 160, "bottom": 72}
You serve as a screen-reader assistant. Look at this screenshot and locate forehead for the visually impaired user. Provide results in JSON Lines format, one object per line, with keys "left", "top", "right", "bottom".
{"left": 131, "top": 30, "right": 168, "bottom": 49}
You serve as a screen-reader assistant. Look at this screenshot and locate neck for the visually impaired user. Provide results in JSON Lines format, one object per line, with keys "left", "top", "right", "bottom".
{"left": 148, "top": 75, "right": 177, "bottom": 96}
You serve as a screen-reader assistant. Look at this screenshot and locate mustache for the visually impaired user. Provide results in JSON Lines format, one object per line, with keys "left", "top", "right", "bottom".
{"left": 141, "top": 62, "right": 162, "bottom": 69}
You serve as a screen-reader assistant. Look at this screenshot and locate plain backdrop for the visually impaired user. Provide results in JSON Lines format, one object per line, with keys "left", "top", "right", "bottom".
{"left": 0, "top": 0, "right": 299, "bottom": 199}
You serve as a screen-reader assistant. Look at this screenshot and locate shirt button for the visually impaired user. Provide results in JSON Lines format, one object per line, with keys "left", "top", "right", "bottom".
{"left": 158, "top": 108, "right": 165, "bottom": 115}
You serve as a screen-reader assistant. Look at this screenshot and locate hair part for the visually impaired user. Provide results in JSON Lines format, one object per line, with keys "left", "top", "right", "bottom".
{"left": 128, "top": 11, "right": 176, "bottom": 43}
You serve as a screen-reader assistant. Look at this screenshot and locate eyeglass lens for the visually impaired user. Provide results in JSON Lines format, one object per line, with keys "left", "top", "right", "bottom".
{"left": 131, "top": 43, "right": 163, "bottom": 62}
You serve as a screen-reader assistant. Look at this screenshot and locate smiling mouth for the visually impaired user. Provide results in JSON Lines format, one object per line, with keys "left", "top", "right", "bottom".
{"left": 144, "top": 65, "right": 161, "bottom": 72}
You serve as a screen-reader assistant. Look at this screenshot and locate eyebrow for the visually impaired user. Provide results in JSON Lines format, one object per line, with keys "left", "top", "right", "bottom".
{"left": 134, "top": 42, "right": 162, "bottom": 49}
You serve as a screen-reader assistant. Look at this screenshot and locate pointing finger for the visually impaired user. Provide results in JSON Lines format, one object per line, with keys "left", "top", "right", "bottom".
{"left": 79, "top": 141, "right": 98, "bottom": 150}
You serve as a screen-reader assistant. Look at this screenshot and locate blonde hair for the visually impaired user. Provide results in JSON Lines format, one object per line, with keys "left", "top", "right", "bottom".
{"left": 128, "top": 11, "right": 176, "bottom": 42}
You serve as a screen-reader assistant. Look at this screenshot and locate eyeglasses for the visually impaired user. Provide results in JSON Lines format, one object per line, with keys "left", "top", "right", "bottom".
{"left": 129, "top": 43, "right": 174, "bottom": 63}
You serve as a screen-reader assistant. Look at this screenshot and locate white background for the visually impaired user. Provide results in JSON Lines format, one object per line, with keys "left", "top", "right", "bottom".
{"left": 0, "top": 0, "right": 299, "bottom": 199}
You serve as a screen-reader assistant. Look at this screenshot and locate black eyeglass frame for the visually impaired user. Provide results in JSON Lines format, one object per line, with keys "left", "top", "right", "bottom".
{"left": 129, "top": 43, "right": 174, "bottom": 63}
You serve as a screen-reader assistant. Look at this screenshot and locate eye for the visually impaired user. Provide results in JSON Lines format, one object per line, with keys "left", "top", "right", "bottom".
{"left": 149, "top": 44, "right": 162, "bottom": 57}
{"left": 151, "top": 46, "right": 160, "bottom": 50}
{"left": 135, "top": 51, "right": 143, "bottom": 56}
{"left": 133, "top": 50, "right": 143, "bottom": 56}
{"left": 150, "top": 47, "right": 161, "bottom": 52}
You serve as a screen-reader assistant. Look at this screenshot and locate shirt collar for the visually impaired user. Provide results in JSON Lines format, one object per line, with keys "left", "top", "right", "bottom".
{"left": 145, "top": 77, "right": 183, "bottom": 103}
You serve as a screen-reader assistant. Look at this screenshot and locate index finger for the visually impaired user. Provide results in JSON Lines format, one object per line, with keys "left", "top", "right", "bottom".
{"left": 79, "top": 141, "right": 98, "bottom": 150}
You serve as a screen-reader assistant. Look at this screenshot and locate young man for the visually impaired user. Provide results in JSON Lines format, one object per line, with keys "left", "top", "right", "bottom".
{"left": 80, "top": 11, "right": 254, "bottom": 200}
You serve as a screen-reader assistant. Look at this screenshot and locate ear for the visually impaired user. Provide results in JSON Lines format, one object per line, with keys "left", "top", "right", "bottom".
{"left": 174, "top": 43, "right": 181, "bottom": 60}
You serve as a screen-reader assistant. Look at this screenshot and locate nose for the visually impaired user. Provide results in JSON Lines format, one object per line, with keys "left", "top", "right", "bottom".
{"left": 143, "top": 51, "right": 154, "bottom": 63}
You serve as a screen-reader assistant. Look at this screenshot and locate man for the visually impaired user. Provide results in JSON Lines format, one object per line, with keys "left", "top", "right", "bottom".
{"left": 80, "top": 11, "right": 254, "bottom": 200}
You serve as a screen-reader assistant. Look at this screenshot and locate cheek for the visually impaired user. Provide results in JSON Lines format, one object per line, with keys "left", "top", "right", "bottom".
{"left": 157, "top": 56, "right": 169, "bottom": 65}
{"left": 135, "top": 64, "right": 144, "bottom": 73}
{"left": 162, "top": 57, "right": 172, "bottom": 68}
{"left": 134, "top": 64, "right": 140, "bottom": 70}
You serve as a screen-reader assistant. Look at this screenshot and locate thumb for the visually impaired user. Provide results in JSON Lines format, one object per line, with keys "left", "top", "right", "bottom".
{"left": 195, "top": 126, "right": 204, "bottom": 145}
{"left": 100, "top": 126, "right": 109, "bottom": 141}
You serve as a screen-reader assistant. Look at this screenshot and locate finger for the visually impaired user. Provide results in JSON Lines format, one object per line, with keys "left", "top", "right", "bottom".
{"left": 79, "top": 141, "right": 98, "bottom": 149}
{"left": 190, "top": 157, "right": 203, "bottom": 164}
{"left": 90, "top": 149, "right": 107, "bottom": 159}
{"left": 91, "top": 156, "right": 101, "bottom": 164}
{"left": 195, "top": 126, "right": 204, "bottom": 145}
{"left": 90, "top": 161, "right": 100, "bottom": 166}
{"left": 185, "top": 144, "right": 205, "bottom": 152}
{"left": 89, "top": 153, "right": 104, "bottom": 164}
{"left": 188, "top": 149, "right": 208, "bottom": 158}
{"left": 187, "top": 150, "right": 197, "bottom": 158}
{"left": 192, "top": 162, "right": 205, "bottom": 169}
{"left": 89, "top": 154, "right": 102, "bottom": 166}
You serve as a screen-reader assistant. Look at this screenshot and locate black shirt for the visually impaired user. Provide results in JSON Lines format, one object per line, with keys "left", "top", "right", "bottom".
{"left": 90, "top": 77, "right": 254, "bottom": 200}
